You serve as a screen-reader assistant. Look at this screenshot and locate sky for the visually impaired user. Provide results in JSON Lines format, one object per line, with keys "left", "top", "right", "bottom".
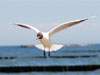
{"left": 0, "top": 0, "right": 100, "bottom": 45}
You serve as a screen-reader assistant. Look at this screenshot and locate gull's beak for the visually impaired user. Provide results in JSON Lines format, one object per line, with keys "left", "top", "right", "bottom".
{"left": 36, "top": 36, "right": 39, "bottom": 40}
{"left": 36, "top": 36, "right": 38, "bottom": 40}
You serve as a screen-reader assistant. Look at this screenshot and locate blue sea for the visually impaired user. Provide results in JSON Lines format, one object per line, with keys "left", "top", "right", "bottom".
{"left": 0, "top": 46, "right": 100, "bottom": 75}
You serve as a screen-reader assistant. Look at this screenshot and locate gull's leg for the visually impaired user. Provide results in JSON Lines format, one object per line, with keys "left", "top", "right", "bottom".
{"left": 48, "top": 48, "right": 51, "bottom": 57}
{"left": 48, "top": 51, "right": 50, "bottom": 57}
{"left": 43, "top": 47, "right": 46, "bottom": 58}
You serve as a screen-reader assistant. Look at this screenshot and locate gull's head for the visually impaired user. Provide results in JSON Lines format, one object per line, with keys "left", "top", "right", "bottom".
{"left": 37, "top": 32, "right": 43, "bottom": 39}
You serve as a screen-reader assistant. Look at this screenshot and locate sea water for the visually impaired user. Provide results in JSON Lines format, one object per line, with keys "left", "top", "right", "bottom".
{"left": 0, "top": 46, "right": 100, "bottom": 75}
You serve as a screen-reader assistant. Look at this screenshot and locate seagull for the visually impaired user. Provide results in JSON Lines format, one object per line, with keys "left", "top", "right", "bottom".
{"left": 16, "top": 18, "right": 88, "bottom": 57}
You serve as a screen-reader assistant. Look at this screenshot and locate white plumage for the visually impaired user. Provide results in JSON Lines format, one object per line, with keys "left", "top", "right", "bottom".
{"left": 16, "top": 18, "right": 88, "bottom": 57}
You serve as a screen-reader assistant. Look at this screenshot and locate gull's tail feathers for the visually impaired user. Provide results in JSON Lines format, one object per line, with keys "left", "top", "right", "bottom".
{"left": 35, "top": 44, "right": 64, "bottom": 52}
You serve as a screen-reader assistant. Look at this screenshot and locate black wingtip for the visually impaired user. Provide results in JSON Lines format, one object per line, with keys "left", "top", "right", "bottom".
{"left": 16, "top": 24, "right": 30, "bottom": 29}
{"left": 15, "top": 23, "right": 20, "bottom": 26}
{"left": 80, "top": 18, "right": 88, "bottom": 22}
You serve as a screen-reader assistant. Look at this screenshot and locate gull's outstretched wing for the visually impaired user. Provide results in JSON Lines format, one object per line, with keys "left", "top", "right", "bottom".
{"left": 48, "top": 18, "right": 88, "bottom": 36}
{"left": 16, "top": 24, "right": 40, "bottom": 33}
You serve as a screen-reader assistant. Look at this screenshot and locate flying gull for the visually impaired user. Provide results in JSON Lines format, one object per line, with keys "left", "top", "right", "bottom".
{"left": 16, "top": 18, "right": 88, "bottom": 57}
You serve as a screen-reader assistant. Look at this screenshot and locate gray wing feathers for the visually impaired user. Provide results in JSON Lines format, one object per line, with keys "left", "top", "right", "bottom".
{"left": 16, "top": 24, "right": 40, "bottom": 33}
{"left": 49, "top": 18, "right": 88, "bottom": 36}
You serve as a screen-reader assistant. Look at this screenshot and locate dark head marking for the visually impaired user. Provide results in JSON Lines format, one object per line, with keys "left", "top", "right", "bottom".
{"left": 37, "top": 32, "right": 43, "bottom": 39}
